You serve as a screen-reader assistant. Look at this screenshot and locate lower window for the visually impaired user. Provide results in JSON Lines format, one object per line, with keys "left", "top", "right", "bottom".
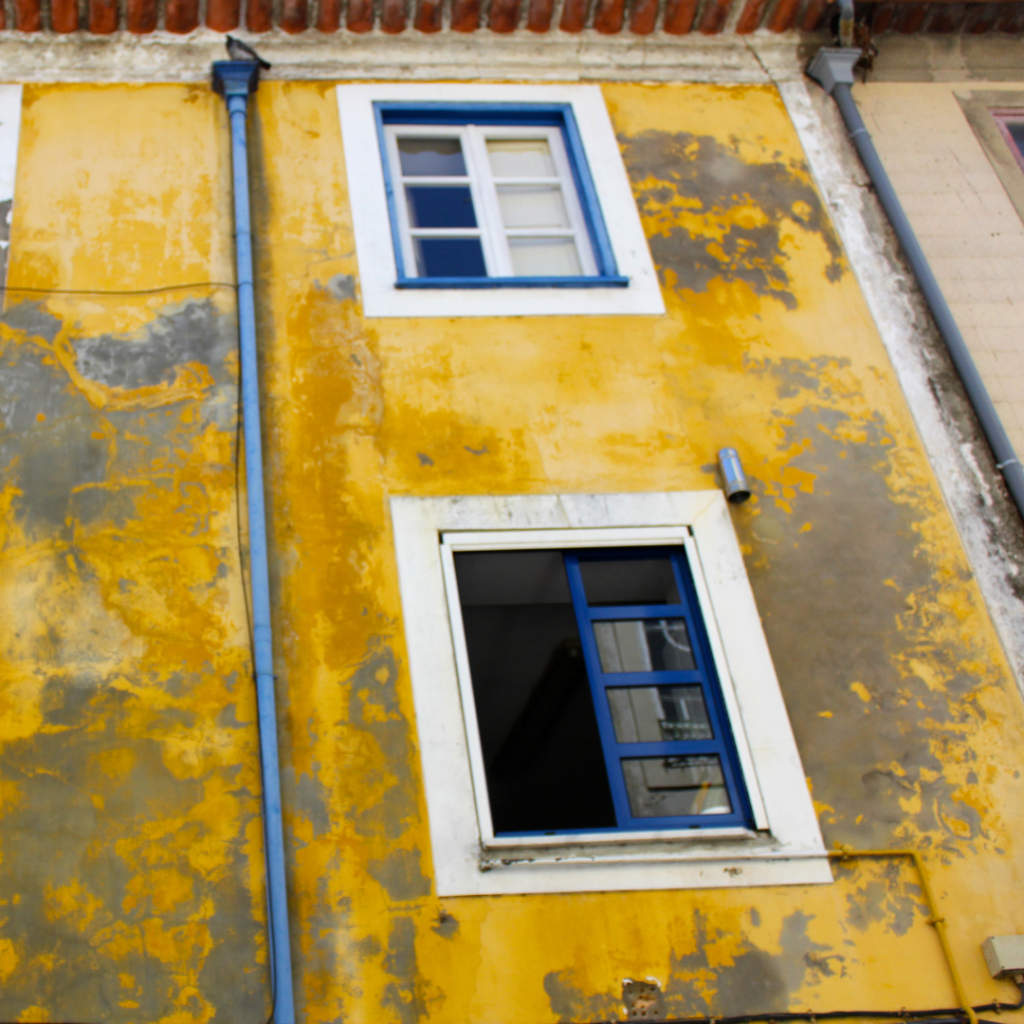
{"left": 451, "top": 546, "right": 752, "bottom": 835}
{"left": 391, "top": 492, "right": 829, "bottom": 895}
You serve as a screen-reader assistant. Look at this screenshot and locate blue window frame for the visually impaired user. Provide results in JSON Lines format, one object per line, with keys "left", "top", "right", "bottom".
{"left": 374, "top": 103, "right": 628, "bottom": 289}
{"left": 567, "top": 548, "right": 751, "bottom": 832}
{"left": 452, "top": 545, "right": 752, "bottom": 837}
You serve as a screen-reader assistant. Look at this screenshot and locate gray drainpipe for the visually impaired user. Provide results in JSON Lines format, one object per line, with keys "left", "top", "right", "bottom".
{"left": 807, "top": 48, "right": 1024, "bottom": 521}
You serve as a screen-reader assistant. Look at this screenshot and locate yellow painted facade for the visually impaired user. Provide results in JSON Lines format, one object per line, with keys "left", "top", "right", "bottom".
{"left": 0, "top": 77, "right": 1023, "bottom": 1024}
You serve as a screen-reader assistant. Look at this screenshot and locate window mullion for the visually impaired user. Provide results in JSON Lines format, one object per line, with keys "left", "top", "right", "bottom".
{"left": 564, "top": 553, "right": 635, "bottom": 829}
{"left": 384, "top": 126, "right": 418, "bottom": 280}
{"left": 667, "top": 548, "right": 752, "bottom": 826}
{"left": 466, "top": 125, "right": 512, "bottom": 278}
{"left": 546, "top": 126, "right": 599, "bottom": 276}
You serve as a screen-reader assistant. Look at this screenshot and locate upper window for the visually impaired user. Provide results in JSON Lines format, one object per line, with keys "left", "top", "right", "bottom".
{"left": 335, "top": 84, "right": 665, "bottom": 318}
{"left": 453, "top": 546, "right": 752, "bottom": 836}
{"left": 390, "top": 492, "right": 828, "bottom": 896}
{"left": 378, "top": 108, "right": 625, "bottom": 288}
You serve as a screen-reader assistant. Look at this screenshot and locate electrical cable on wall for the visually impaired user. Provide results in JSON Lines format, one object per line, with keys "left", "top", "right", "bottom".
{"left": 0, "top": 281, "right": 237, "bottom": 295}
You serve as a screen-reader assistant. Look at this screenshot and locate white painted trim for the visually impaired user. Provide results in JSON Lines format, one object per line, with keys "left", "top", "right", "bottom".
{"left": 336, "top": 83, "right": 666, "bottom": 317}
{"left": 682, "top": 530, "right": 768, "bottom": 831}
{"left": 390, "top": 492, "right": 829, "bottom": 896}
{"left": 0, "top": 86, "right": 22, "bottom": 206}
{"left": 0, "top": 85, "right": 22, "bottom": 289}
{"left": 0, "top": 32, "right": 810, "bottom": 85}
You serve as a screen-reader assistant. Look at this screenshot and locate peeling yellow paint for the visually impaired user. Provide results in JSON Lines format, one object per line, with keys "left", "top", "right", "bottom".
{"left": 0, "top": 78, "right": 1021, "bottom": 1024}
{"left": 0, "top": 937, "right": 18, "bottom": 983}
{"left": 850, "top": 682, "right": 872, "bottom": 703}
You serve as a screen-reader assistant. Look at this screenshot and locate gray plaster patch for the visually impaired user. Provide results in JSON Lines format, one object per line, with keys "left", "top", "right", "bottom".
{"left": 714, "top": 949, "right": 787, "bottom": 1016}
{"left": 73, "top": 299, "right": 234, "bottom": 390}
{"left": 432, "top": 910, "right": 459, "bottom": 939}
{"left": 293, "top": 767, "right": 331, "bottom": 841}
{"left": 0, "top": 299, "right": 61, "bottom": 344}
{"left": 836, "top": 862, "right": 921, "bottom": 938}
{"left": 618, "top": 130, "right": 844, "bottom": 309}
{"left": 736, "top": 356, "right": 985, "bottom": 855}
{"left": 381, "top": 916, "right": 426, "bottom": 1024}
{"left": 0, "top": 298, "right": 238, "bottom": 540}
{"left": 346, "top": 642, "right": 420, "bottom": 842}
{"left": 0, "top": 294, "right": 261, "bottom": 1022}
{"left": 544, "top": 968, "right": 620, "bottom": 1024}
{"left": 662, "top": 910, "right": 840, "bottom": 1017}
{"left": 0, "top": 197, "right": 12, "bottom": 290}
{"left": 367, "top": 849, "right": 431, "bottom": 902}
{"left": 326, "top": 273, "right": 356, "bottom": 302}
{"left": 0, "top": 677, "right": 266, "bottom": 1023}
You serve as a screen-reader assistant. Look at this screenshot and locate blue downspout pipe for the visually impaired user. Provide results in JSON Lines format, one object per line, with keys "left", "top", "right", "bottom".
{"left": 213, "top": 60, "right": 296, "bottom": 1024}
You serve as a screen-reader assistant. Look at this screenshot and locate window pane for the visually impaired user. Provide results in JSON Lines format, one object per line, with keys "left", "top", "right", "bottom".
{"left": 486, "top": 138, "right": 557, "bottom": 178}
{"left": 415, "top": 238, "right": 487, "bottom": 278}
{"left": 622, "top": 755, "right": 731, "bottom": 817}
{"left": 607, "top": 685, "right": 712, "bottom": 743}
{"left": 1008, "top": 121, "right": 1024, "bottom": 159}
{"left": 497, "top": 186, "right": 570, "bottom": 229}
{"left": 579, "top": 555, "right": 681, "bottom": 606}
{"left": 594, "top": 619, "right": 695, "bottom": 673}
{"left": 508, "top": 237, "right": 581, "bottom": 277}
{"left": 398, "top": 137, "right": 467, "bottom": 177}
{"left": 406, "top": 186, "right": 477, "bottom": 229}
{"left": 454, "top": 550, "right": 616, "bottom": 834}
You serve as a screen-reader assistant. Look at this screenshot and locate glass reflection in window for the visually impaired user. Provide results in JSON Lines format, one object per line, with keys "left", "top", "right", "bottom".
{"left": 622, "top": 755, "right": 731, "bottom": 818}
{"left": 594, "top": 618, "right": 695, "bottom": 673}
{"left": 608, "top": 685, "right": 712, "bottom": 743}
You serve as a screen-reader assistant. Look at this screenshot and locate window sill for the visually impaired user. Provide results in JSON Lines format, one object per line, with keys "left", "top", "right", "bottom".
{"left": 475, "top": 831, "right": 819, "bottom": 864}
{"left": 478, "top": 832, "right": 833, "bottom": 891}
{"left": 396, "top": 275, "right": 631, "bottom": 289}
{"left": 482, "top": 826, "right": 759, "bottom": 849}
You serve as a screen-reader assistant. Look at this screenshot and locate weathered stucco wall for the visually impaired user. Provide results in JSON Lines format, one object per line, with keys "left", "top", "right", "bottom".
{"left": 1, "top": 78, "right": 1024, "bottom": 1024}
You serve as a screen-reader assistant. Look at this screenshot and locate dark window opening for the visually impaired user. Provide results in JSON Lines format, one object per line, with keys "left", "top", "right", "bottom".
{"left": 455, "top": 550, "right": 617, "bottom": 834}
{"left": 453, "top": 546, "right": 752, "bottom": 836}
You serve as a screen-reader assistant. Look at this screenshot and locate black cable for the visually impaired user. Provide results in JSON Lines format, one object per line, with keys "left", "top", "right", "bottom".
{"left": 0, "top": 281, "right": 237, "bottom": 296}
{"left": 584, "top": 978, "right": 1024, "bottom": 1024}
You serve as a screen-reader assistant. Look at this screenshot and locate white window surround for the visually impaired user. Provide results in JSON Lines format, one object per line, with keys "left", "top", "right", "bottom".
{"left": 0, "top": 85, "right": 22, "bottom": 285}
{"left": 390, "top": 491, "right": 830, "bottom": 896}
{"left": 336, "top": 83, "right": 666, "bottom": 318}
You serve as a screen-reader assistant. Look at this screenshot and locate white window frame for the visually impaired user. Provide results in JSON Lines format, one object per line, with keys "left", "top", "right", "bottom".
{"left": 336, "top": 84, "right": 666, "bottom": 318}
{"left": 384, "top": 123, "right": 598, "bottom": 280}
{"left": 0, "top": 85, "right": 22, "bottom": 287}
{"left": 391, "top": 491, "right": 830, "bottom": 896}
